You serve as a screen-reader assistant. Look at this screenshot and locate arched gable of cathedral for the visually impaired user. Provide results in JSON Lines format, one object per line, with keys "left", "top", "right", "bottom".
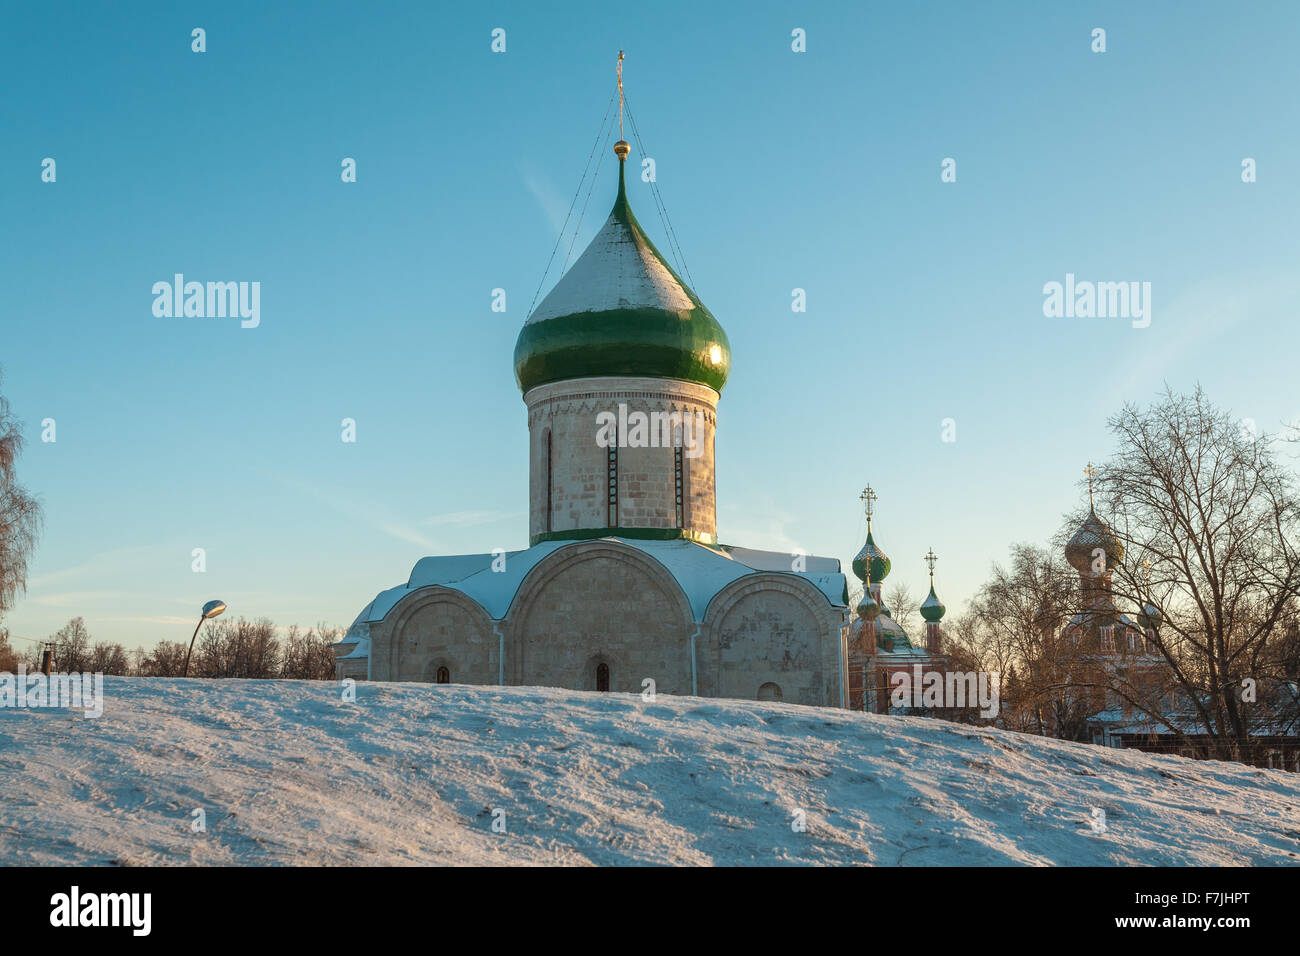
{"left": 504, "top": 539, "right": 695, "bottom": 694}
{"left": 372, "top": 586, "right": 496, "bottom": 683}
{"left": 699, "top": 574, "right": 843, "bottom": 707}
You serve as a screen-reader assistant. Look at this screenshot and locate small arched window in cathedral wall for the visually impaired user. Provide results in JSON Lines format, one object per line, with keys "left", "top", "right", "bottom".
{"left": 436, "top": 666, "right": 450, "bottom": 684}
{"left": 757, "top": 682, "right": 782, "bottom": 702}
{"left": 596, "top": 662, "right": 610, "bottom": 692}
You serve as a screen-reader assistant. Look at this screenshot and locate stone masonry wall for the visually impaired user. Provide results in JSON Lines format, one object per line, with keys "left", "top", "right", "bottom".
{"left": 524, "top": 376, "right": 718, "bottom": 541}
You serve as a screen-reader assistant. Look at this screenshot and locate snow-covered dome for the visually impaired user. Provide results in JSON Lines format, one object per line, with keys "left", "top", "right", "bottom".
{"left": 513, "top": 144, "right": 731, "bottom": 395}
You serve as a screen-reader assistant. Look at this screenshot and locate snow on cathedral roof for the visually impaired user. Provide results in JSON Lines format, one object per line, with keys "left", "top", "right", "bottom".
{"left": 342, "top": 537, "right": 847, "bottom": 640}
{"left": 524, "top": 198, "right": 695, "bottom": 324}
{"left": 512, "top": 152, "right": 731, "bottom": 394}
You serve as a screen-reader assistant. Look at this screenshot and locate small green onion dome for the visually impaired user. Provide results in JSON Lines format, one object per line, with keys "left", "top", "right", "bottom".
{"left": 852, "top": 529, "right": 891, "bottom": 584}
{"left": 920, "top": 584, "right": 946, "bottom": 622}
{"left": 514, "top": 150, "right": 731, "bottom": 396}
{"left": 1137, "top": 602, "right": 1162, "bottom": 630}
{"left": 856, "top": 591, "right": 880, "bottom": 622}
{"left": 1065, "top": 508, "right": 1124, "bottom": 575}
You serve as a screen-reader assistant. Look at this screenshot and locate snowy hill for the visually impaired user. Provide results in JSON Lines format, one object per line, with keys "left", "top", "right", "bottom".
{"left": 2, "top": 677, "right": 1298, "bottom": 866}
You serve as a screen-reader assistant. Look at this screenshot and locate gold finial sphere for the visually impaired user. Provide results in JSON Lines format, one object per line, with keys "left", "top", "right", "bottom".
{"left": 614, "top": 140, "right": 630, "bottom": 160}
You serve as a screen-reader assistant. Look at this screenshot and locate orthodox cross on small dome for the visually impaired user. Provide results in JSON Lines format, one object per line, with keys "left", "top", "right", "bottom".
{"left": 924, "top": 548, "right": 938, "bottom": 583}
{"left": 860, "top": 484, "right": 877, "bottom": 528}
{"left": 1084, "top": 461, "right": 1097, "bottom": 510}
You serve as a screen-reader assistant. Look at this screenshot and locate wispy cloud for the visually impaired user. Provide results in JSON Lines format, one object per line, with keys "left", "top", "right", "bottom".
{"left": 417, "top": 509, "right": 519, "bottom": 528}
{"left": 28, "top": 589, "right": 131, "bottom": 608}
{"left": 261, "top": 473, "right": 520, "bottom": 551}
{"left": 518, "top": 162, "right": 569, "bottom": 239}
{"left": 27, "top": 546, "right": 157, "bottom": 589}
{"left": 95, "top": 614, "right": 196, "bottom": 627}
{"left": 378, "top": 522, "right": 437, "bottom": 548}
{"left": 1116, "top": 271, "right": 1299, "bottom": 400}
{"left": 264, "top": 471, "right": 438, "bottom": 548}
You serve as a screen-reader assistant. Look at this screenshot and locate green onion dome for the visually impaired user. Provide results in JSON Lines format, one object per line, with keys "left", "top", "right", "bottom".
{"left": 852, "top": 528, "right": 891, "bottom": 585}
{"left": 513, "top": 151, "right": 731, "bottom": 395}
{"left": 1065, "top": 508, "right": 1124, "bottom": 575}
{"left": 920, "top": 584, "right": 946, "bottom": 622}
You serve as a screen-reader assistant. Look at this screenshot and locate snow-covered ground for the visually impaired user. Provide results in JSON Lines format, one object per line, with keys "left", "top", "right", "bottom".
{"left": 2, "top": 677, "right": 1298, "bottom": 865}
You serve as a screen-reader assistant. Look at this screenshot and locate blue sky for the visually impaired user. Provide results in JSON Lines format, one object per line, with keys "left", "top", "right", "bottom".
{"left": 2, "top": 0, "right": 1298, "bottom": 649}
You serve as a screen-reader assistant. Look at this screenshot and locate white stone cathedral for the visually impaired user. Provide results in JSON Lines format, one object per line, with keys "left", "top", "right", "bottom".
{"left": 333, "top": 126, "right": 853, "bottom": 706}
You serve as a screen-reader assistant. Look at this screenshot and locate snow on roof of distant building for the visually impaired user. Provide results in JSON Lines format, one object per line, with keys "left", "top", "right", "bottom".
{"left": 1089, "top": 709, "right": 1298, "bottom": 737}
{"left": 848, "top": 611, "right": 930, "bottom": 656}
{"left": 1067, "top": 610, "right": 1141, "bottom": 629}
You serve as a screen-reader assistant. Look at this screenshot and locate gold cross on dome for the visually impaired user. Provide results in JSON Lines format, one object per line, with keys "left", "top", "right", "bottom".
{"left": 924, "top": 548, "right": 938, "bottom": 572}
{"left": 1084, "top": 461, "right": 1097, "bottom": 509}
{"left": 859, "top": 485, "right": 877, "bottom": 521}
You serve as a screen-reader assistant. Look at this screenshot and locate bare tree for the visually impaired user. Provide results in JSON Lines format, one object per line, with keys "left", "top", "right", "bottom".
{"left": 0, "top": 370, "right": 43, "bottom": 619}
{"left": 89, "top": 641, "right": 130, "bottom": 675}
{"left": 49, "top": 617, "right": 92, "bottom": 672}
{"left": 140, "top": 619, "right": 339, "bottom": 680}
{"left": 191, "top": 617, "right": 282, "bottom": 678}
{"left": 883, "top": 583, "right": 919, "bottom": 635}
{"left": 1098, "top": 386, "right": 1300, "bottom": 759}
{"left": 21, "top": 639, "right": 42, "bottom": 670}
{"left": 137, "top": 640, "right": 188, "bottom": 677}
{"left": 193, "top": 620, "right": 236, "bottom": 677}
{"left": 0, "top": 628, "right": 18, "bottom": 672}
{"left": 281, "top": 624, "right": 309, "bottom": 678}
{"left": 281, "top": 624, "right": 342, "bottom": 680}
{"left": 235, "top": 618, "right": 282, "bottom": 678}
{"left": 946, "top": 543, "right": 1084, "bottom": 736}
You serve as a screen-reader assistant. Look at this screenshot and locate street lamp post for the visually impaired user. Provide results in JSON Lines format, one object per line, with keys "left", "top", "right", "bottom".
{"left": 182, "top": 599, "right": 227, "bottom": 678}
